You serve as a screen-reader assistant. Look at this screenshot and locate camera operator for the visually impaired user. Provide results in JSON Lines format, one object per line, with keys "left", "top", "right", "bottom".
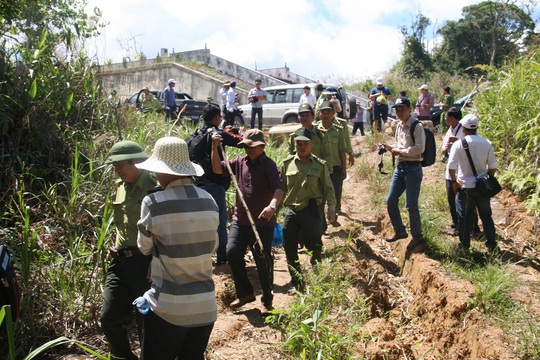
{"left": 379, "top": 97, "right": 425, "bottom": 251}
{"left": 247, "top": 79, "right": 267, "bottom": 130}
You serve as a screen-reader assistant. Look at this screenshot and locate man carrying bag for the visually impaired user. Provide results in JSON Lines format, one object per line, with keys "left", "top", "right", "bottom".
{"left": 447, "top": 114, "right": 499, "bottom": 253}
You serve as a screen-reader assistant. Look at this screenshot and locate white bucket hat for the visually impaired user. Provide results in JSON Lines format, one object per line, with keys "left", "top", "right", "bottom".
{"left": 135, "top": 137, "right": 204, "bottom": 177}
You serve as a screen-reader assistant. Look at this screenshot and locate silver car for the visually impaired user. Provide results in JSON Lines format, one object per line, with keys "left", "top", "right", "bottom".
{"left": 237, "top": 83, "right": 354, "bottom": 127}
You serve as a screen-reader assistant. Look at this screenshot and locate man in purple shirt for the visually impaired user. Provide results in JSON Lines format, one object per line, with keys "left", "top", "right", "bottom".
{"left": 210, "top": 129, "right": 283, "bottom": 316}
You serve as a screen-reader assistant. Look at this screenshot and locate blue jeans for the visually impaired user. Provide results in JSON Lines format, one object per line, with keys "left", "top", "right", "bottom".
{"left": 456, "top": 188, "right": 497, "bottom": 249}
{"left": 250, "top": 107, "right": 263, "bottom": 129}
{"left": 199, "top": 181, "right": 228, "bottom": 262}
{"left": 386, "top": 162, "right": 423, "bottom": 240}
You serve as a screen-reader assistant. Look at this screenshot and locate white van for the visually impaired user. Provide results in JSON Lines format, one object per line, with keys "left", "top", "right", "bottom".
{"left": 237, "top": 83, "right": 356, "bottom": 127}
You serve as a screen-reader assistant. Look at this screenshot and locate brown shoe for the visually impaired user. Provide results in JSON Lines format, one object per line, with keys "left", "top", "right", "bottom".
{"left": 230, "top": 295, "right": 256, "bottom": 308}
{"left": 260, "top": 304, "right": 273, "bottom": 316}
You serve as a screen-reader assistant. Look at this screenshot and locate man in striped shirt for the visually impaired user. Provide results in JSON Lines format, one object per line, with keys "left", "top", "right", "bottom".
{"left": 136, "top": 136, "right": 219, "bottom": 360}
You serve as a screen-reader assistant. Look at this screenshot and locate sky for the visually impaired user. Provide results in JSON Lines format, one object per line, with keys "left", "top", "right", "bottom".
{"left": 85, "top": 0, "right": 540, "bottom": 83}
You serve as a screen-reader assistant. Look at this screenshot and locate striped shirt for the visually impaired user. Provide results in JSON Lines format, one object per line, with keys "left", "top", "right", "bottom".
{"left": 137, "top": 178, "right": 219, "bottom": 327}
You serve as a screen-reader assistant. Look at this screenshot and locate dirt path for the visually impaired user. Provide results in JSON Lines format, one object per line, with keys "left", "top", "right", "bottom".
{"left": 207, "top": 131, "right": 540, "bottom": 359}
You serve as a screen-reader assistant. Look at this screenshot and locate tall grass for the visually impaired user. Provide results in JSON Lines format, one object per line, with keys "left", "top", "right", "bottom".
{"left": 268, "top": 259, "right": 370, "bottom": 359}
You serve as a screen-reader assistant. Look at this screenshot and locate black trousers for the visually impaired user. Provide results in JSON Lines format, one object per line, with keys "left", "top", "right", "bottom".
{"left": 141, "top": 310, "right": 214, "bottom": 360}
{"left": 227, "top": 222, "right": 274, "bottom": 307}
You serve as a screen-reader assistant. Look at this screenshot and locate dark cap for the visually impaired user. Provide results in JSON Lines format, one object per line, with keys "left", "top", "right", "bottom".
{"left": 298, "top": 103, "right": 314, "bottom": 114}
{"left": 294, "top": 127, "right": 312, "bottom": 141}
{"left": 316, "top": 83, "right": 324, "bottom": 91}
{"left": 392, "top": 97, "right": 411, "bottom": 108}
{"left": 105, "top": 140, "right": 148, "bottom": 164}
{"left": 319, "top": 100, "right": 334, "bottom": 111}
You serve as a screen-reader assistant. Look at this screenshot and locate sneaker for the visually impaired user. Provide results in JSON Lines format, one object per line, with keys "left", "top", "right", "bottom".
{"left": 385, "top": 233, "right": 408, "bottom": 242}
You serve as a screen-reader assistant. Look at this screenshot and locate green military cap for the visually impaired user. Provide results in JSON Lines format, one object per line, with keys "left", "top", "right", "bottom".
{"left": 294, "top": 128, "right": 312, "bottom": 141}
{"left": 105, "top": 140, "right": 148, "bottom": 164}
{"left": 298, "top": 103, "right": 314, "bottom": 114}
{"left": 319, "top": 101, "right": 334, "bottom": 111}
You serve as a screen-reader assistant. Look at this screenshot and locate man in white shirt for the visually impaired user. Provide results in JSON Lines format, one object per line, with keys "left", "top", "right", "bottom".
{"left": 299, "top": 85, "right": 316, "bottom": 107}
{"left": 247, "top": 79, "right": 267, "bottom": 130}
{"left": 447, "top": 114, "right": 498, "bottom": 252}
{"left": 226, "top": 81, "right": 238, "bottom": 126}
{"left": 220, "top": 81, "right": 231, "bottom": 122}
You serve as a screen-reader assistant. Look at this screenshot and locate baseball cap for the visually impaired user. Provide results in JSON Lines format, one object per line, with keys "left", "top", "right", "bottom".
{"left": 168, "top": 79, "right": 176, "bottom": 84}
{"left": 460, "top": 114, "right": 479, "bottom": 129}
{"left": 376, "top": 77, "right": 384, "bottom": 85}
{"left": 105, "top": 141, "right": 148, "bottom": 164}
{"left": 294, "top": 128, "right": 312, "bottom": 141}
{"left": 418, "top": 84, "right": 428, "bottom": 90}
{"left": 392, "top": 97, "right": 411, "bottom": 108}
{"left": 319, "top": 101, "right": 334, "bottom": 111}
{"left": 298, "top": 103, "right": 314, "bottom": 114}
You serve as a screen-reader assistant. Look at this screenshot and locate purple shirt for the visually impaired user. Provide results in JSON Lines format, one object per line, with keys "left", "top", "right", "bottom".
{"left": 221, "top": 153, "right": 283, "bottom": 227}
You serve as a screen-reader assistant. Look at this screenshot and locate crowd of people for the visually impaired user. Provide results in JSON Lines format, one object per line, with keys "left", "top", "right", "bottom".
{"left": 101, "top": 78, "right": 499, "bottom": 359}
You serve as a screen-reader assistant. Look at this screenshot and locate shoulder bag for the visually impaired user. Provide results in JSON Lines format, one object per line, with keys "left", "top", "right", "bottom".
{"left": 461, "top": 138, "right": 501, "bottom": 198}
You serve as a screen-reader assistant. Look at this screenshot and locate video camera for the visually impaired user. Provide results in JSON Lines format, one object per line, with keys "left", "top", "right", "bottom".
{"left": 378, "top": 145, "right": 387, "bottom": 155}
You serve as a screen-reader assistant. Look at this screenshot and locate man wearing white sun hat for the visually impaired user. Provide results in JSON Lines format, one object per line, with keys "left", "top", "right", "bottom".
{"left": 135, "top": 136, "right": 219, "bottom": 359}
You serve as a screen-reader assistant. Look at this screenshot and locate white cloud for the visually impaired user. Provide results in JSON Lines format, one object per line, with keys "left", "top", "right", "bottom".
{"left": 85, "top": 0, "right": 539, "bottom": 83}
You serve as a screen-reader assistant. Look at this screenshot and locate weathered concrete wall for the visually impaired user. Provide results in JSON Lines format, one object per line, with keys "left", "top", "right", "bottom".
{"left": 99, "top": 62, "right": 247, "bottom": 101}
{"left": 98, "top": 48, "right": 315, "bottom": 101}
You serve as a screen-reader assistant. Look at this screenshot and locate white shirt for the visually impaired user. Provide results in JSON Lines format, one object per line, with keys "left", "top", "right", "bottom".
{"left": 441, "top": 123, "right": 464, "bottom": 180}
{"left": 299, "top": 93, "right": 316, "bottom": 107}
{"left": 220, "top": 87, "right": 229, "bottom": 106}
{"left": 226, "top": 88, "right": 237, "bottom": 111}
{"left": 447, "top": 134, "right": 497, "bottom": 188}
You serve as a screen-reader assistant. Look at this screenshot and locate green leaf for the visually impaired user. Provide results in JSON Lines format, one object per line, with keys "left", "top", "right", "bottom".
{"left": 28, "top": 78, "right": 37, "bottom": 100}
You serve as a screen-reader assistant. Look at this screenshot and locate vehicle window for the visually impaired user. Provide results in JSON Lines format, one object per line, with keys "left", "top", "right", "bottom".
{"left": 264, "top": 90, "right": 276, "bottom": 104}
{"left": 291, "top": 88, "right": 302, "bottom": 103}
{"left": 275, "top": 90, "right": 288, "bottom": 104}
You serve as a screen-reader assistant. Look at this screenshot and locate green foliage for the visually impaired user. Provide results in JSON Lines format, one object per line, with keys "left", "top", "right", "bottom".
{"left": 394, "top": 11, "right": 433, "bottom": 79}
{"left": 475, "top": 49, "right": 540, "bottom": 214}
{"left": 433, "top": 0, "right": 536, "bottom": 74}
{"left": 269, "top": 259, "right": 369, "bottom": 359}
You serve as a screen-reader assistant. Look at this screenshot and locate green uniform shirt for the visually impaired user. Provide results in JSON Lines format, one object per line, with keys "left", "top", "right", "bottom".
{"left": 281, "top": 153, "right": 336, "bottom": 212}
{"left": 112, "top": 170, "right": 157, "bottom": 248}
{"left": 334, "top": 116, "right": 353, "bottom": 155}
{"left": 441, "top": 94, "right": 454, "bottom": 112}
{"left": 314, "top": 118, "right": 346, "bottom": 168}
{"left": 289, "top": 126, "right": 326, "bottom": 159}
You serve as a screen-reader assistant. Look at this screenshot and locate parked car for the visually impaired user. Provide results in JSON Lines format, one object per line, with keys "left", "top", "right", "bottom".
{"left": 124, "top": 90, "right": 207, "bottom": 122}
{"left": 236, "top": 83, "right": 357, "bottom": 127}
{"left": 429, "top": 91, "right": 478, "bottom": 127}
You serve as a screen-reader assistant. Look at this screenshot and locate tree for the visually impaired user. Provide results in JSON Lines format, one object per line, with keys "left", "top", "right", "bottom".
{"left": 433, "top": 0, "right": 536, "bottom": 74}
{"left": 393, "top": 11, "right": 433, "bottom": 78}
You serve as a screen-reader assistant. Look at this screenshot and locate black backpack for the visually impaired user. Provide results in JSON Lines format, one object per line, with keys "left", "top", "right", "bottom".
{"left": 410, "top": 120, "right": 436, "bottom": 167}
{"left": 185, "top": 128, "right": 213, "bottom": 175}
{"left": 0, "top": 245, "right": 20, "bottom": 322}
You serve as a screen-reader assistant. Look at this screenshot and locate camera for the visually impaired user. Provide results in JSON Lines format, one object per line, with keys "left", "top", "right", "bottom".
{"left": 250, "top": 96, "right": 259, "bottom": 103}
{"left": 378, "top": 145, "right": 387, "bottom": 155}
{"left": 441, "top": 153, "right": 449, "bottom": 163}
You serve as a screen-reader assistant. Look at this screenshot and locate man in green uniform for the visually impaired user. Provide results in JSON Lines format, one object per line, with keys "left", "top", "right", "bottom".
{"left": 288, "top": 103, "right": 329, "bottom": 166}
{"left": 315, "top": 101, "right": 348, "bottom": 224}
{"left": 140, "top": 87, "right": 162, "bottom": 114}
{"left": 439, "top": 86, "right": 454, "bottom": 126}
{"left": 281, "top": 128, "right": 336, "bottom": 291}
{"left": 100, "top": 140, "right": 157, "bottom": 360}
